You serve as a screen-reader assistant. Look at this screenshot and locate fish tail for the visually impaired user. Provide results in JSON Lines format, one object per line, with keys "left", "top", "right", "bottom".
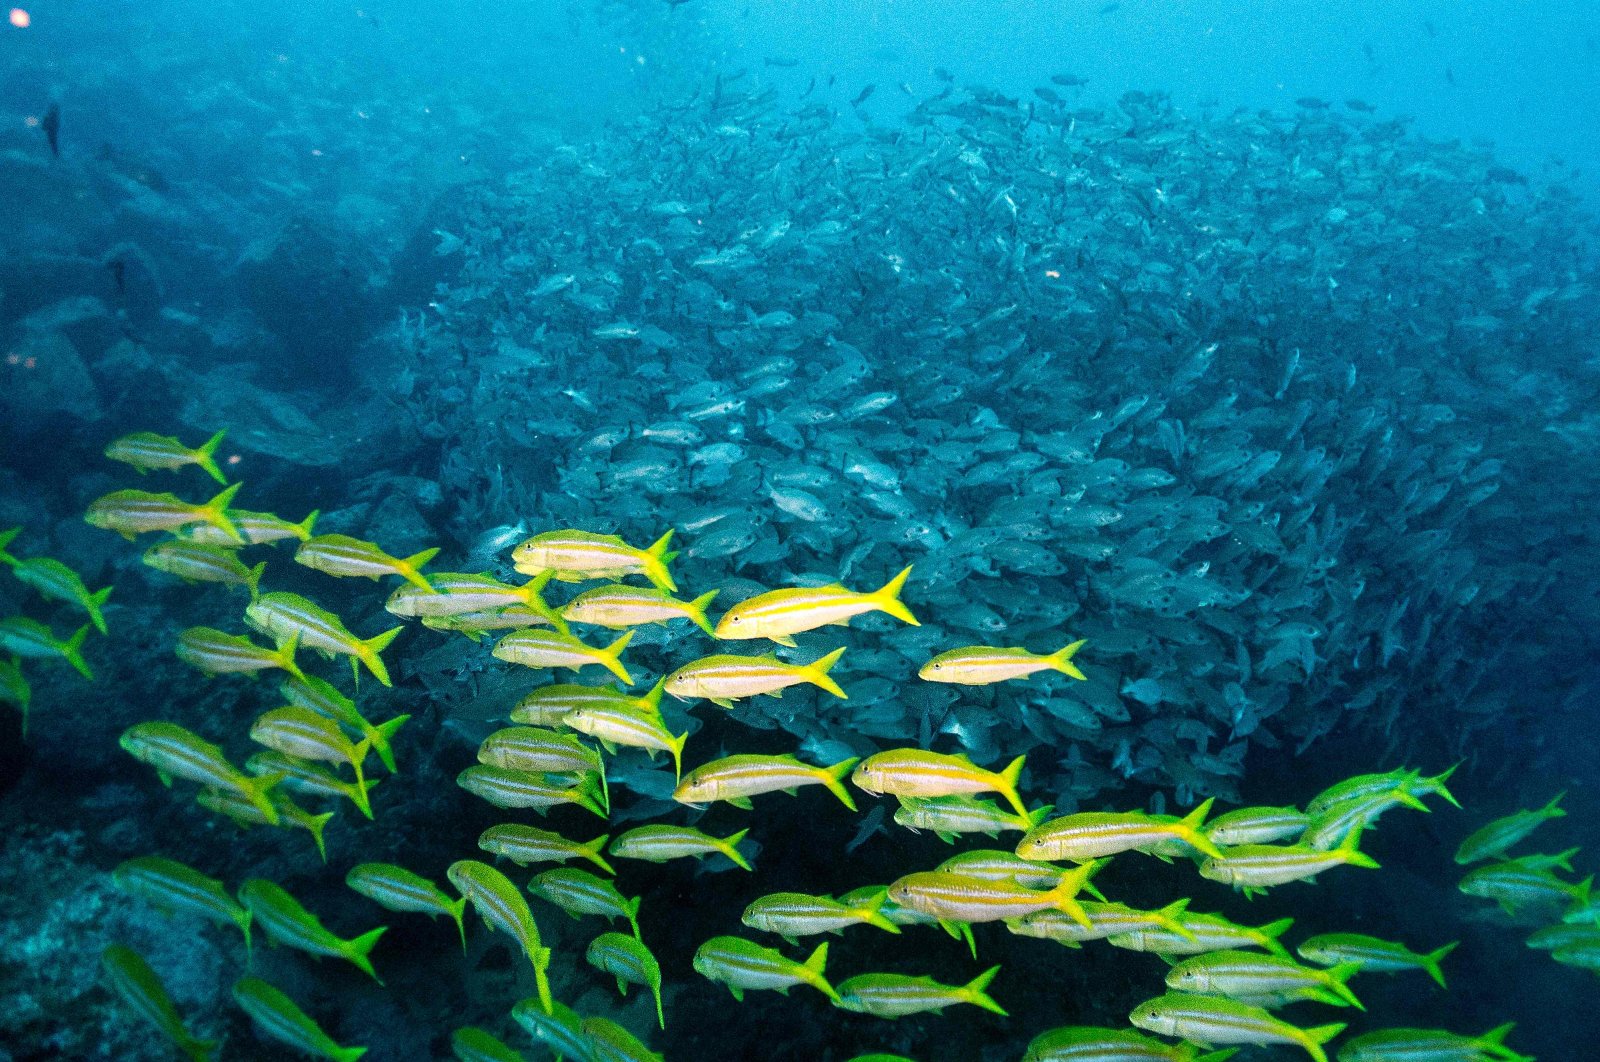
{"left": 203, "top": 482, "right": 244, "bottom": 543}
{"left": 1540, "top": 790, "right": 1568, "bottom": 819}
{"left": 1572, "top": 875, "right": 1594, "bottom": 908}
{"left": 1051, "top": 863, "right": 1096, "bottom": 928}
{"left": 84, "top": 584, "right": 112, "bottom": 633}
{"left": 652, "top": 982, "right": 665, "bottom": 1029}
{"left": 348, "top": 739, "right": 375, "bottom": 819}
{"left": 333, "top": 1047, "right": 369, "bottom": 1062}
{"left": 371, "top": 714, "right": 410, "bottom": 773}
{"left": 182, "top": 1036, "right": 221, "bottom": 1062}
{"left": 1301, "top": 1023, "right": 1346, "bottom": 1062}
{"left": 60, "top": 624, "right": 94, "bottom": 680}
{"left": 803, "top": 646, "right": 848, "bottom": 698}
{"left": 721, "top": 828, "right": 754, "bottom": 871}
{"left": 625, "top": 896, "right": 642, "bottom": 940}
{"left": 195, "top": 429, "right": 228, "bottom": 485}
{"left": 1479, "top": 1023, "right": 1516, "bottom": 1049}
{"left": 1259, "top": 917, "right": 1295, "bottom": 957}
{"left": 244, "top": 562, "right": 265, "bottom": 601}
{"left": 600, "top": 631, "right": 634, "bottom": 684}
{"left": 668, "top": 729, "right": 688, "bottom": 784}
{"left": 533, "top": 946, "right": 554, "bottom": 1013}
{"left": 305, "top": 810, "right": 335, "bottom": 863}
{"left": 242, "top": 772, "right": 284, "bottom": 826}
{"left": 235, "top": 908, "right": 254, "bottom": 960}
{"left": 1155, "top": 897, "right": 1193, "bottom": 936}
{"left": 1422, "top": 941, "right": 1458, "bottom": 987}
{"left": 820, "top": 757, "right": 860, "bottom": 811}
{"left": 996, "top": 754, "right": 1028, "bottom": 818}
{"left": 1047, "top": 638, "right": 1088, "bottom": 680}
{"left": 1194, "top": 1052, "right": 1242, "bottom": 1062}
{"left": 1324, "top": 961, "right": 1365, "bottom": 1009}
{"left": 686, "top": 589, "right": 720, "bottom": 635}
{"left": 870, "top": 565, "right": 919, "bottom": 625}
{"left": 0, "top": 526, "right": 20, "bottom": 563}
{"left": 584, "top": 834, "right": 616, "bottom": 875}
{"left": 639, "top": 676, "right": 668, "bottom": 715}
{"left": 1025, "top": 803, "right": 1054, "bottom": 829}
{"left": 1547, "top": 846, "right": 1582, "bottom": 874}
{"left": 446, "top": 896, "right": 469, "bottom": 953}
{"left": 345, "top": 925, "right": 388, "bottom": 983}
{"left": 961, "top": 965, "right": 1008, "bottom": 1016}
{"left": 643, "top": 529, "right": 678, "bottom": 592}
{"left": 1337, "top": 824, "right": 1380, "bottom": 869}
{"left": 1424, "top": 761, "right": 1463, "bottom": 808}
{"left": 1180, "top": 797, "right": 1227, "bottom": 859}
{"left": 359, "top": 626, "right": 402, "bottom": 687}
{"left": 274, "top": 630, "right": 306, "bottom": 681}
{"left": 855, "top": 891, "right": 902, "bottom": 934}
{"left": 398, "top": 547, "right": 439, "bottom": 591}
{"left": 293, "top": 509, "right": 320, "bottom": 541}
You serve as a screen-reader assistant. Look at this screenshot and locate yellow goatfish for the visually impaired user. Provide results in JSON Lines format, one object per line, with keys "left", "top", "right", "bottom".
{"left": 919, "top": 639, "right": 1087, "bottom": 684}
{"left": 232, "top": 977, "right": 367, "bottom": 1062}
{"left": 887, "top": 866, "right": 1098, "bottom": 928}
{"left": 101, "top": 944, "right": 218, "bottom": 1062}
{"left": 852, "top": 749, "right": 1029, "bottom": 819}
{"left": 248, "top": 707, "right": 375, "bottom": 818}
{"left": 105, "top": 429, "right": 229, "bottom": 484}
{"left": 665, "top": 647, "right": 846, "bottom": 707}
{"left": 1016, "top": 798, "right": 1225, "bottom": 863}
{"left": 512, "top": 528, "right": 678, "bottom": 592}
{"left": 142, "top": 540, "right": 264, "bottom": 595}
{"left": 174, "top": 626, "right": 303, "bottom": 681}
{"left": 674, "top": 754, "right": 859, "bottom": 811}
{"left": 714, "top": 566, "right": 918, "bottom": 646}
{"left": 86, "top": 483, "right": 242, "bottom": 542}
{"left": 493, "top": 628, "right": 634, "bottom": 683}
{"left": 179, "top": 508, "right": 318, "bottom": 546}
{"left": 237, "top": 879, "right": 386, "bottom": 983}
{"left": 561, "top": 584, "right": 718, "bottom": 635}
{"left": 119, "top": 721, "right": 282, "bottom": 824}
{"left": 246, "top": 591, "right": 401, "bottom": 687}
{"left": 386, "top": 571, "right": 560, "bottom": 624}
{"left": 0, "top": 528, "right": 114, "bottom": 633}
{"left": 295, "top": 534, "right": 438, "bottom": 591}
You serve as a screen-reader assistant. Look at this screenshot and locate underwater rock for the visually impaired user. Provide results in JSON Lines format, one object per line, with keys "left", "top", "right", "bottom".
{"left": 0, "top": 327, "right": 105, "bottom": 437}
{"left": 234, "top": 214, "right": 385, "bottom": 385}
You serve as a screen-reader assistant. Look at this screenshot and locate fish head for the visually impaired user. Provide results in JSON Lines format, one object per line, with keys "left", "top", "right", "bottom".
{"left": 1127, "top": 998, "right": 1178, "bottom": 1036}
{"left": 917, "top": 660, "right": 946, "bottom": 680}
{"left": 712, "top": 605, "right": 755, "bottom": 639}
{"left": 673, "top": 773, "right": 716, "bottom": 804}
{"left": 663, "top": 670, "right": 695, "bottom": 699}
{"left": 1165, "top": 963, "right": 1205, "bottom": 992}
{"left": 849, "top": 760, "right": 880, "bottom": 792}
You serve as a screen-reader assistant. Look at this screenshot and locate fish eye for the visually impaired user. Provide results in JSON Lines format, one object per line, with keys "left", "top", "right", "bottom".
{"left": 730, "top": 615, "right": 741, "bottom": 623}
{"left": 932, "top": 662, "right": 942, "bottom": 670}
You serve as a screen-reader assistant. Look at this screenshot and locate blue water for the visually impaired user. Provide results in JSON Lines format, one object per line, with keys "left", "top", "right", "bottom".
{"left": 1, "top": 2, "right": 1598, "bottom": 1060}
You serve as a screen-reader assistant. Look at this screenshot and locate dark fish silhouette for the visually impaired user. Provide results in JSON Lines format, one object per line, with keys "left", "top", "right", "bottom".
{"left": 42, "top": 103, "right": 60, "bottom": 157}
{"left": 851, "top": 84, "right": 876, "bottom": 107}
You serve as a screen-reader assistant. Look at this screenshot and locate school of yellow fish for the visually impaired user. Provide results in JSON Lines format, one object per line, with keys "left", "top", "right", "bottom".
{"left": 21, "top": 428, "right": 1587, "bottom": 1060}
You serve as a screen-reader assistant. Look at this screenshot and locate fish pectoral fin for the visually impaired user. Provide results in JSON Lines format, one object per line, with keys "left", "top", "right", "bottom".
{"left": 729, "top": 985, "right": 744, "bottom": 1002}
{"left": 156, "top": 770, "right": 173, "bottom": 787}
{"left": 728, "top": 796, "right": 754, "bottom": 810}
{"left": 711, "top": 698, "right": 735, "bottom": 708}
{"left": 615, "top": 976, "right": 629, "bottom": 995}
{"left": 772, "top": 634, "right": 798, "bottom": 647}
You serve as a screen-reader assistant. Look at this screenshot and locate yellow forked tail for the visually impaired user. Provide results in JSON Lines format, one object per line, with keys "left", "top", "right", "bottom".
{"left": 802, "top": 646, "right": 848, "bottom": 699}
{"left": 870, "top": 565, "right": 919, "bottom": 626}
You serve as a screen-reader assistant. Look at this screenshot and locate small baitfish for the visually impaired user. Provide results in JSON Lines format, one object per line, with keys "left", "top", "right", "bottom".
{"left": 237, "top": 878, "right": 387, "bottom": 983}
{"left": 673, "top": 753, "right": 859, "bottom": 810}
{"left": 664, "top": 647, "right": 847, "bottom": 706}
